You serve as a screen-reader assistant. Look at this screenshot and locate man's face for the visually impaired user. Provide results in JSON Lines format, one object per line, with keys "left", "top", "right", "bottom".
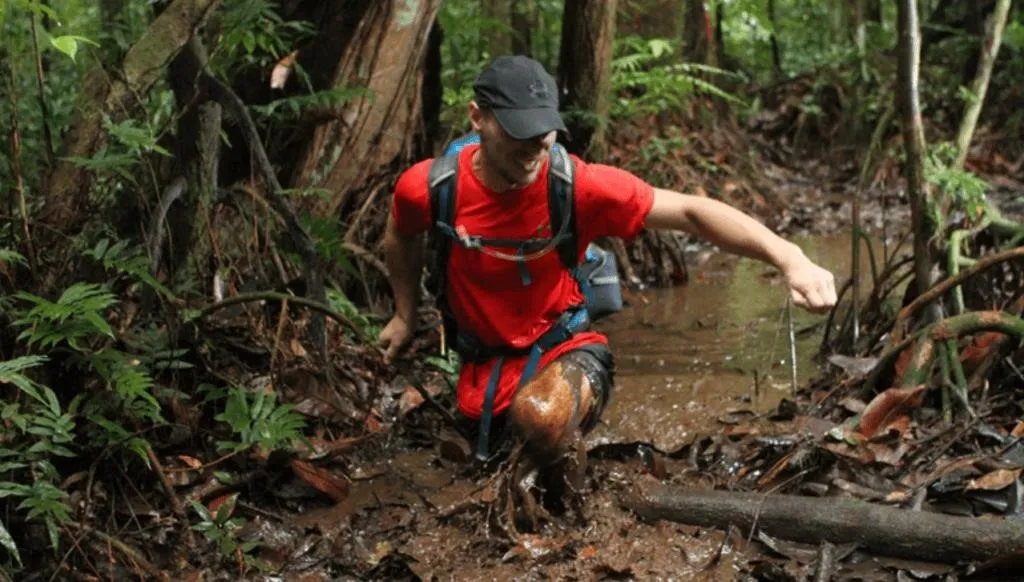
{"left": 469, "top": 102, "right": 556, "bottom": 189}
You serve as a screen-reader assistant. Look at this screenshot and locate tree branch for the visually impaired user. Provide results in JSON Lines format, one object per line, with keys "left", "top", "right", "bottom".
{"left": 204, "top": 73, "right": 329, "bottom": 355}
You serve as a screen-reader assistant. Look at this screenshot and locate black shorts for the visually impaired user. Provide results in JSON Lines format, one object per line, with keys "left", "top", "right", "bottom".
{"left": 456, "top": 343, "right": 615, "bottom": 458}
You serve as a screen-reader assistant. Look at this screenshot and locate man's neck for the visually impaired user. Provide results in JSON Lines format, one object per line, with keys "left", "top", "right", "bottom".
{"left": 471, "top": 149, "right": 527, "bottom": 192}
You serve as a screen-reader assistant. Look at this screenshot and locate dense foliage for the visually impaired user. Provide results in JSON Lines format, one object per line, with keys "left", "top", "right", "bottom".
{"left": 0, "top": 0, "right": 1021, "bottom": 576}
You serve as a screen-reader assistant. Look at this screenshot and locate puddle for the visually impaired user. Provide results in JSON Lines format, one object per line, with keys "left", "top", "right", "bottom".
{"left": 590, "top": 231, "right": 888, "bottom": 450}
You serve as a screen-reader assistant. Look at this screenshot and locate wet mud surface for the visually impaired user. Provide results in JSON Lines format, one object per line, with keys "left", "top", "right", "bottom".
{"left": 152, "top": 184, "right": 1022, "bottom": 581}
{"left": 224, "top": 234, "right": 927, "bottom": 581}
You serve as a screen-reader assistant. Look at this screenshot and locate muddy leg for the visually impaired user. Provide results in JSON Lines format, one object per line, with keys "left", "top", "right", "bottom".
{"left": 509, "top": 356, "right": 595, "bottom": 465}
{"left": 508, "top": 349, "right": 609, "bottom": 519}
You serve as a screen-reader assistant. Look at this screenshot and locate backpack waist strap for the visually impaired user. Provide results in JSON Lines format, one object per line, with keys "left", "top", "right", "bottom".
{"left": 455, "top": 305, "right": 590, "bottom": 363}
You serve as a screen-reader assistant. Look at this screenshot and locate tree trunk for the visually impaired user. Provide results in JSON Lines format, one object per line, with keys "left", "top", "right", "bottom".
{"left": 481, "top": 0, "right": 511, "bottom": 58}
{"left": 510, "top": 1, "right": 533, "bottom": 56}
{"left": 558, "top": 0, "right": 617, "bottom": 160}
{"left": 767, "top": 0, "right": 783, "bottom": 78}
{"left": 953, "top": 0, "right": 1013, "bottom": 171}
{"left": 683, "top": 0, "right": 714, "bottom": 65}
{"left": 829, "top": 0, "right": 846, "bottom": 42}
{"left": 99, "top": 0, "right": 126, "bottom": 62}
{"left": 420, "top": 19, "right": 444, "bottom": 157}
{"left": 36, "top": 0, "right": 221, "bottom": 254}
{"left": 854, "top": 0, "right": 868, "bottom": 81}
{"left": 715, "top": 1, "right": 726, "bottom": 68}
{"left": 287, "top": 0, "right": 442, "bottom": 219}
{"left": 897, "top": 0, "right": 939, "bottom": 312}
{"left": 165, "top": 36, "right": 221, "bottom": 287}
{"left": 866, "top": 0, "right": 882, "bottom": 23}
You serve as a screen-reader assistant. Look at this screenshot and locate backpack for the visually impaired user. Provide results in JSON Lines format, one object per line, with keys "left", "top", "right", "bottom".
{"left": 426, "top": 133, "right": 622, "bottom": 460}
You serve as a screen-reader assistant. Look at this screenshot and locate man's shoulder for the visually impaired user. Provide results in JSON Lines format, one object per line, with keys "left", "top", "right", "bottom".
{"left": 395, "top": 157, "right": 435, "bottom": 194}
{"left": 565, "top": 154, "right": 646, "bottom": 191}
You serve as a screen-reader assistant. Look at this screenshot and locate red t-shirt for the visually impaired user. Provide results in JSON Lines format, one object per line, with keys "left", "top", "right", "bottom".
{"left": 392, "top": 143, "right": 655, "bottom": 419}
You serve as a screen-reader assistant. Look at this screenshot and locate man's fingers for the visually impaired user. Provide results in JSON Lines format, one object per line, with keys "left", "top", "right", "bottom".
{"left": 792, "top": 285, "right": 830, "bottom": 314}
{"left": 384, "top": 342, "right": 399, "bottom": 365}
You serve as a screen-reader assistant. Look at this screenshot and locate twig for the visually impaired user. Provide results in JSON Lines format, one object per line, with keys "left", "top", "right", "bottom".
{"left": 52, "top": 521, "right": 102, "bottom": 582}
{"left": 147, "top": 175, "right": 187, "bottom": 274}
{"left": 145, "top": 442, "right": 196, "bottom": 551}
{"left": 818, "top": 277, "right": 852, "bottom": 354}
{"left": 890, "top": 246, "right": 1024, "bottom": 346}
{"left": 343, "top": 242, "right": 390, "bottom": 279}
{"left": 29, "top": 8, "right": 55, "bottom": 168}
{"left": 410, "top": 379, "right": 464, "bottom": 436}
{"left": 944, "top": 338, "right": 973, "bottom": 418}
{"left": 270, "top": 297, "right": 289, "bottom": 369}
{"left": 787, "top": 297, "right": 797, "bottom": 395}
{"left": 899, "top": 311, "right": 1024, "bottom": 388}
{"left": 64, "top": 521, "right": 168, "bottom": 580}
{"left": 205, "top": 72, "right": 328, "bottom": 358}
{"left": 850, "top": 101, "right": 895, "bottom": 345}
{"left": 195, "top": 291, "right": 367, "bottom": 341}
{"left": 952, "top": 0, "right": 1013, "bottom": 171}
{"left": 83, "top": 424, "right": 171, "bottom": 522}
{"left": 3, "top": 56, "right": 37, "bottom": 274}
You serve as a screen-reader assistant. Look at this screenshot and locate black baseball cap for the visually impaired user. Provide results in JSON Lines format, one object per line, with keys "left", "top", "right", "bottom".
{"left": 472, "top": 55, "right": 569, "bottom": 140}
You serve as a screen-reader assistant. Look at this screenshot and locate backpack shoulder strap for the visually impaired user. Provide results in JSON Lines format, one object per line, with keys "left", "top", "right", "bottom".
{"left": 428, "top": 154, "right": 460, "bottom": 296}
{"left": 547, "top": 144, "right": 578, "bottom": 270}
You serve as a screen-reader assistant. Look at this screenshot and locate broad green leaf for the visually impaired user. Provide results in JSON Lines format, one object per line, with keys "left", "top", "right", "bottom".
{"left": 0, "top": 518, "right": 21, "bottom": 566}
{"left": 649, "top": 39, "right": 672, "bottom": 59}
{"left": 50, "top": 35, "right": 80, "bottom": 61}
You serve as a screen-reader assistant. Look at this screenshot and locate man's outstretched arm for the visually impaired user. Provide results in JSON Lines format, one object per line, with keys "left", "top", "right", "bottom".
{"left": 379, "top": 214, "right": 425, "bottom": 362}
{"left": 644, "top": 189, "right": 837, "bottom": 313}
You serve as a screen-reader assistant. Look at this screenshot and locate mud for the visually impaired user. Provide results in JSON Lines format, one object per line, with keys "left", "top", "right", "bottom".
{"left": 228, "top": 232, "right": 901, "bottom": 581}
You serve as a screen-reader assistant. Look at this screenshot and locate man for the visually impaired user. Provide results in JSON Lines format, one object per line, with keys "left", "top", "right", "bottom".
{"left": 379, "top": 55, "right": 836, "bottom": 504}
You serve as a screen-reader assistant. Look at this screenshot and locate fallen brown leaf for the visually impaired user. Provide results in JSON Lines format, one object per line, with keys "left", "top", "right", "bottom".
{"left": 289, "top": 459, "right": 349, "bottom": 504}
{"left": 270, "top": 49, "right": 298, "bottom": 89}
{"left": 290, "top": 337, "right": 307, "bottom": 358}
{"left": 966, "top": 468, "right": 1021, "bottom": 491}
{"left": 178, "top": 455, "right": 203, "bottom": 469}
{"left": 856, "top": 385, "right": 927, "bottom": 440}
{"left": 863, "top": 441, "right": 912, "bottom": 466}
{"left": 1011, "top": 421, "right": 1024, "bottom": 439}
{"left": 959, "top": 331, "right": 1004, "bottom": 372}
{"left": 398, "top": 386, "right": 425, "bottom": 416}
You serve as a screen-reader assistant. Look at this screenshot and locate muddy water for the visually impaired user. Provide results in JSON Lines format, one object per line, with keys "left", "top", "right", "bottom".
{"left": 589, "top": 232, "right": 886, "bottom": 451}
{"left": 282, "top": 232, "right": 893, "bottom": 580}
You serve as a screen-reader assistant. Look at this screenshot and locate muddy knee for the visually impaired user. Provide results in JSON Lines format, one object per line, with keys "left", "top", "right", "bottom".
{"left": 510, "top": 359, "right": 594, "bottom": 463}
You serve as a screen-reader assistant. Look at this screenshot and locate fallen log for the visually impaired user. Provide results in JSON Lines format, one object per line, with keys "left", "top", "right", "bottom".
{"left": 627, "top": 484, "right": 1024, "bottom": 564}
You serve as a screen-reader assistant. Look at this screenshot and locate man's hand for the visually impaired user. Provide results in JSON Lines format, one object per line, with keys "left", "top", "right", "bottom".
{"left": 781, "top": 254, "right": 837, "bottom": 314}
{"left": 378, "top": 315, "right": 415, "bottom": 364}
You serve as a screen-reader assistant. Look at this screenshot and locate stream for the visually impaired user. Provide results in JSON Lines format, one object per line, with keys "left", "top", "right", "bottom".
{"left": 590, "top": 231, "right": 886, "bottom": 451}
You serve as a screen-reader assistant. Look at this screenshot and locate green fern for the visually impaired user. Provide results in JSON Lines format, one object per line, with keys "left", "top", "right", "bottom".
{"left": 88, "top": 349, "right": 162, "bottom": 423}
{"left": 0, "top": 249, "right": 27, "bottom": 267}
{"left": 611, "top": 35, "right": 746, "bottom": 119}
{"left": 0, "top": 355, "right": 49, "bottom": 395}
{"left": 215, "top": 387, "right": 307, "bottom": 453}
{"left": 0, "top": 355, "right": 75, "bottom": 556}
{"left": 13, "top": 284, "right": 116, "bottom": 350}
{"left": 84, "top": 238, "right": 173, "bottom": 299}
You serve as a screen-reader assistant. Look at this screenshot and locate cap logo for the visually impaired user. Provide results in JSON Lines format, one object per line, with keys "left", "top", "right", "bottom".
{"left": 528, "top": 79, "right": 550, "bottom": 100}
